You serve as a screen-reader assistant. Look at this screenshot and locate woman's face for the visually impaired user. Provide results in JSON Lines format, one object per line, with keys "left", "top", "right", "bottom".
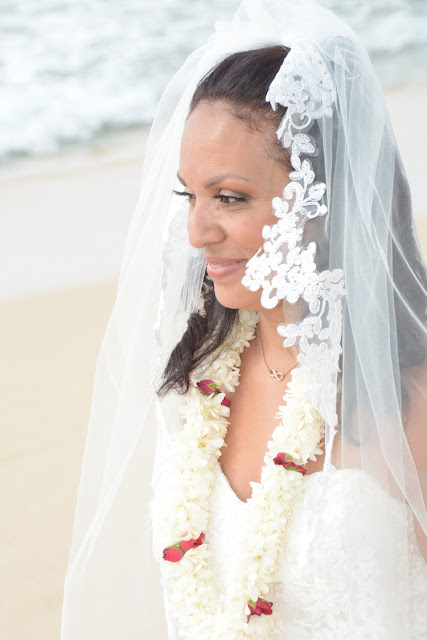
{"left": 178, "top": 101, "right": 290, "bottom": 310}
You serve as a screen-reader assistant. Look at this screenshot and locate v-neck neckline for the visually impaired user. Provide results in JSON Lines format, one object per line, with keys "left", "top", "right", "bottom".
{"left": 216, "top": 455, "right": 328, "bottom": 506}
{"left": 217, "top": 357, "right": 301, "bottom": 505}
{"left": 216, "top": 459, "right": 251, "bottom": 506}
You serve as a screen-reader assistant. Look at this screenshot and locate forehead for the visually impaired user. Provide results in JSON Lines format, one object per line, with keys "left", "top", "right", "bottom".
{"left": 179, "top": 102, "right": 277, "bottom": 181}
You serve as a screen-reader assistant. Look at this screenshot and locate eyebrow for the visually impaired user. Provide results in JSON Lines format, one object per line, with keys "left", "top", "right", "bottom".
{"left": 177, "top": 172, "right": 250, "bottom": 188}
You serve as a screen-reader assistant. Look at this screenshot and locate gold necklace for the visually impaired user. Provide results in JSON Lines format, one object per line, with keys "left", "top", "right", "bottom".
{"left": 258, "top": 324, "right": 296, "bottom": 382}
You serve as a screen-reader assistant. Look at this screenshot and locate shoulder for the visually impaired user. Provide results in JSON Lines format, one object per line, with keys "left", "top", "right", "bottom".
{"left": 404, "top": 360, "right": 427, "bottom": 453}
{"left": 405, "top": 361, "right": 427, "bottom": 562}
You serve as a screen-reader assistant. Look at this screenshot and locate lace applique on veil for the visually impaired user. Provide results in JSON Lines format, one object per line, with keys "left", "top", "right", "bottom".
{"left": 241, "top": 42, "right": 345, "bottom": 457}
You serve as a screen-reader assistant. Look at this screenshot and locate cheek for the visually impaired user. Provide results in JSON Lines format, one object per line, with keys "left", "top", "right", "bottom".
{"left": 242, "top": 225, "right": 265, "bottom": 253}
{"left": 233, "top": 205, "right": 276, "bottom": 253}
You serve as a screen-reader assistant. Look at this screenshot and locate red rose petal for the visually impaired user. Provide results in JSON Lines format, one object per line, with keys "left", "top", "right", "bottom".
{"left": 247, "top": 598, "right": 273, "bottom": 623}
{"left": 180, "top": 539, "right": 194, "bottom": 552}
{"left": 273, "top": 452, "right": 288, "bottom": 465}
{"left": 180, "top": 532, "right": 205, "bottom": 552}
{"left": 273, "top": 452, "right": 306, "bottom": 475}
{"left": 162, "top": 547, "right": 183, "bottom": 562}
{"left": 256, "top": 598, "right": 273, "bottom": 615}
{"left": 197, "top": 379, "right": 217, "bottom": 394}
{"left": 195, "top": 532, "right": 205, "bottom": 545}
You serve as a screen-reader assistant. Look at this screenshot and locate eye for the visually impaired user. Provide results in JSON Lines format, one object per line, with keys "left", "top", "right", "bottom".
{"left": 171, "top": 189, "right": 247, "bottom": 206}
{"left": 172, "top": 189, "right": 196, "bottom": 202}
{"left": 214, "top": 195, "right": 246, "bottom": 205}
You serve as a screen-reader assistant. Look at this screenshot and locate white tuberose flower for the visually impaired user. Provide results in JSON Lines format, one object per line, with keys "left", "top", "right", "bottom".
{"left": 155, "top": 309, "right": 325, "bottom": 640}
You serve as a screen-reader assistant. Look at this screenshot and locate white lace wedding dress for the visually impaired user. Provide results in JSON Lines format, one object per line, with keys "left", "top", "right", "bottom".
{"left": 199, "top": 461, "right": 427, "bottom": 639}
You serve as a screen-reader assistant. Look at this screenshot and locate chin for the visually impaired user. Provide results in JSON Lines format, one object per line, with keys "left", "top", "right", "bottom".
{"left": 212, "top": 282, "right": 262, "bottom": 312}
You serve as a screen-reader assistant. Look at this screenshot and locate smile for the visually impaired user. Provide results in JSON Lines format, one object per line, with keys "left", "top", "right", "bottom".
{"left": 209, "top": 260, "right": 246, "bottom": 269}
{"left": 206, "top": 259, "right": 247, "bottom": 279}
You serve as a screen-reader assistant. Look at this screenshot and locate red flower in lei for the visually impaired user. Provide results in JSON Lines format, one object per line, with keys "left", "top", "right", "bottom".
{"left": 163, "top": 533, "right": 205, "bottom": 562}
{"left": 273, "top": 452, "right": 307, "bottom": 475}
{"left": 197, "top": 379, "right": 230, "bottom": 407}
{"left": 163, "top": 381, "right": 228, "bottom": 564}
{"left": 247, "top": 597, "right": 274, "bottom": 623}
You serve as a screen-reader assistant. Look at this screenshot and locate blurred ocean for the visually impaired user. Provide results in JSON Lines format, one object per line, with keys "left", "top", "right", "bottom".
{"left": 1, "top": 0, "right": 426, "bottom": 163}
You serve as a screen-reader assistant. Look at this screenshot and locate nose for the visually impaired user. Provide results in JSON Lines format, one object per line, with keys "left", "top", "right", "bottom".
{"left": 187, "top": 199, "right": 226, "bottom": 249}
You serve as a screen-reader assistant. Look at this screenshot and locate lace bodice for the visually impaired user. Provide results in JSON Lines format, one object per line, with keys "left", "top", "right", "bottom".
{"left": 204, "top": 463, "right": 427, "bottom": 639}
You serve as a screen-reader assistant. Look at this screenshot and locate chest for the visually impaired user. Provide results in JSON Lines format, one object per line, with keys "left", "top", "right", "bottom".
{"left": 218, "top": 362, "right": 325, "bottom": 501}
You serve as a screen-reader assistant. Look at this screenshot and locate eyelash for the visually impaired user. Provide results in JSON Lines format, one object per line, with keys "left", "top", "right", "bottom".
{"left": 172, "top": 189, "right": 246, "bottom": 205}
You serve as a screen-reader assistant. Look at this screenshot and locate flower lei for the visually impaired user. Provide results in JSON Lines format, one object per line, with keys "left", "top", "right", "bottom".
{"left": 157, "top": 309, "right": 325, "bottom": 639}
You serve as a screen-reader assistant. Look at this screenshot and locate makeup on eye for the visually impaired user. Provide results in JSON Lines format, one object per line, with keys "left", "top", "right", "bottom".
{"left": 214, "top": 194, "right": 247, "bottom": 205}
{"left": 172, "top": 189, "right": 247, "bottom": 205}
{"left": 172, "top": 189, "right": 196, "bottom": 199}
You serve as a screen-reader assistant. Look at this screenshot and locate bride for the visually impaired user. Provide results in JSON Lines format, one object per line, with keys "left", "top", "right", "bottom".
{"left": 61, "top": 1, "right": 427, "bottom": 639}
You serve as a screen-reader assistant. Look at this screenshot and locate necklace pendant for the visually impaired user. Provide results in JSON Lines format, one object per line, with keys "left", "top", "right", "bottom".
{"left": 269, "top": 368, "right": 284, "bottom": 381}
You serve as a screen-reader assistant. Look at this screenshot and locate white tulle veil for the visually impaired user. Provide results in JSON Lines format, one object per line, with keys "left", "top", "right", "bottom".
{"left": 61, "top": 1, "right": 427, "bottom": 638}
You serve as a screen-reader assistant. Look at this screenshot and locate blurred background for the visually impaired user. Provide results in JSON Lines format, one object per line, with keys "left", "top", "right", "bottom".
{"left": 0, "top": 1, "right": 426, "bottom": 638}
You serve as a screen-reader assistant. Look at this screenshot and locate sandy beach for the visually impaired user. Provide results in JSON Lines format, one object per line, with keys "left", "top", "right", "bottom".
{"left": 1, "top": 83, "right": 426, "bottom": 640}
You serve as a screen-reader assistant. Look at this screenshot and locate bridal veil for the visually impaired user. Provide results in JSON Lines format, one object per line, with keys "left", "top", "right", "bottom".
{"left": 61, "top": 1, "right": 427, "bottom": 637}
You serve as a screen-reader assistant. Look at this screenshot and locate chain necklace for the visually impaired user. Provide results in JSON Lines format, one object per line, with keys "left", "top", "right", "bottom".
{"left": 258, "top": 323, "right": 296, "bottom": 382}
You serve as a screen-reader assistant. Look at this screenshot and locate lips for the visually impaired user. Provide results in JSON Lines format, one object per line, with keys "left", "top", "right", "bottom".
{"left": 205, "top": 257, "right": 247, "bottom": 268}
{"left": 209, "top": 260, "right": 246, "bottom": 269}
{"left": 205, "top": 258, "right": 248, "bottom": 280}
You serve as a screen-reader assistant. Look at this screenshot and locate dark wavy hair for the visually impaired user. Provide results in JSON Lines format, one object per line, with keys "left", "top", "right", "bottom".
{"left": 156, "top": 45, "right": 427, "bottom": 428}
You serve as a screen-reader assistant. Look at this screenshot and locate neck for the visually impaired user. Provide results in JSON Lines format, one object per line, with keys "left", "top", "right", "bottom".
{"left": 256, "top": 306, "right": 296, "bottom": 372}
{"left": 257, "top": 308, "right": 284, "bottom": 349}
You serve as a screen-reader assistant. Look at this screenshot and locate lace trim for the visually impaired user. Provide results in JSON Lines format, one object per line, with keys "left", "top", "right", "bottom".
{"left": 241, "top": 42, "right": 345, "bottom": 449}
